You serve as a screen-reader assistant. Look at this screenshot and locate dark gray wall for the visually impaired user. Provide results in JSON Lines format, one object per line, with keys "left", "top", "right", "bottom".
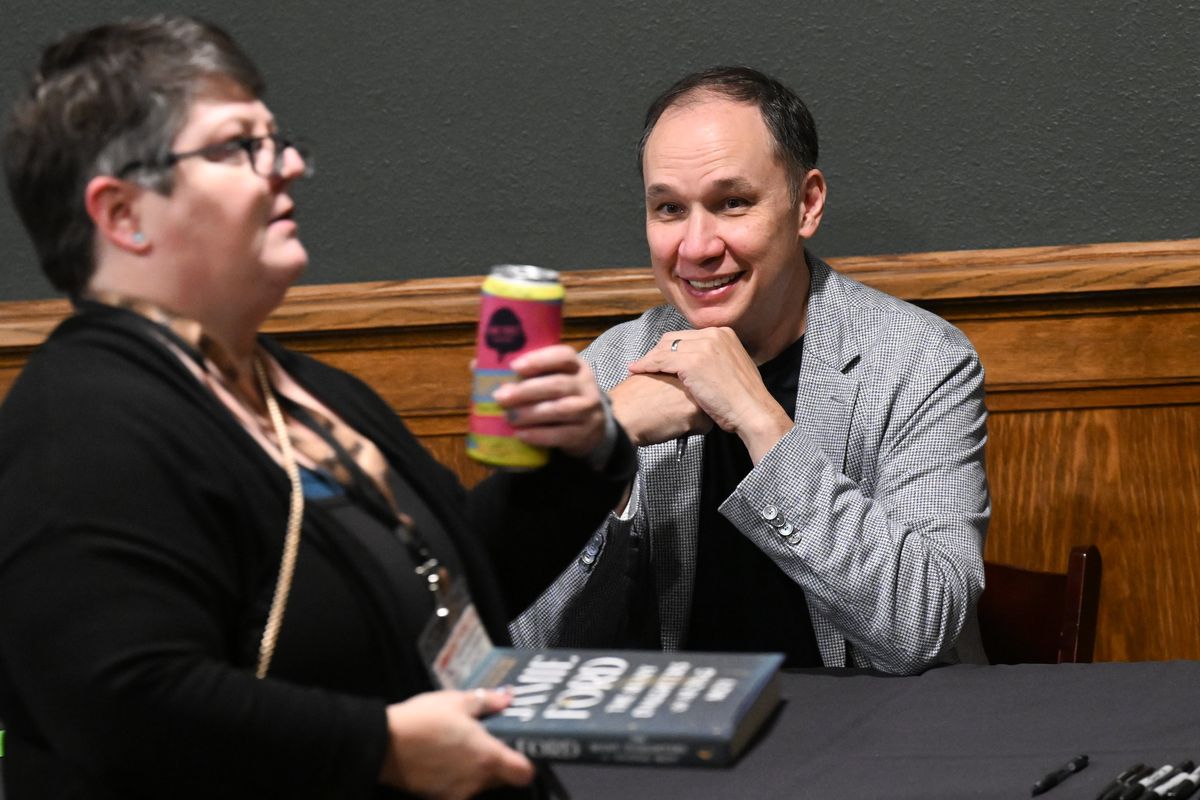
{"left": 2, "top": 1, "right": 1198, "bottom": 301}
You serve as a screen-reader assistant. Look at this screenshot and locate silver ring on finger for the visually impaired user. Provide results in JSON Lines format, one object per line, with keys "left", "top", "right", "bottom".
{"left": 670, "top": 338, "right": 682, "bottom": 352}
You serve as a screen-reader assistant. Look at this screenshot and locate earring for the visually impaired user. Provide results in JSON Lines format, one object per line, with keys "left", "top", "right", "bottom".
{"left": 132, "top": 232, "right": 146, "bottom": 245}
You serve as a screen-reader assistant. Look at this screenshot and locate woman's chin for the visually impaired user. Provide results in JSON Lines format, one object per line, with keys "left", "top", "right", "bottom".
{"left": 265, "top": 246, "right": 309, "bottom": 284}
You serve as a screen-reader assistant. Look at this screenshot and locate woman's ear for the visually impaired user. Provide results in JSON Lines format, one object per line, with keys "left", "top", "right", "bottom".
{"left": 85, "top": 175, "right": 150, "bottom": 254}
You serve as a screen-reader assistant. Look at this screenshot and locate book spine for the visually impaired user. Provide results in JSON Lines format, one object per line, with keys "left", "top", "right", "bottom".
{"left": 491, "top": 729, "right": 733, "bottom": 767}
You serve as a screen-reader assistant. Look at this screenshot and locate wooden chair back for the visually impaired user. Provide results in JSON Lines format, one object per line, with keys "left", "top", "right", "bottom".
{"left": 978, "top": 545, "right": 1102, "bottom": 664}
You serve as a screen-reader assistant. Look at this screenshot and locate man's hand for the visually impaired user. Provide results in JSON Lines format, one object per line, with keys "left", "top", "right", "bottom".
{"left": 608, "top": 372, "right": 713, "bottom": 447}
{"left": 492, "top": 343, "right": 609, "bottom": 455}
{"left": 379, "top": 688, "right": 534, "bottom": 799}
{"left": 492, "top": 344, "right": 607, "bottom": 458}
{"left": 629, "top": 328, "right": 794, "bottom": 463}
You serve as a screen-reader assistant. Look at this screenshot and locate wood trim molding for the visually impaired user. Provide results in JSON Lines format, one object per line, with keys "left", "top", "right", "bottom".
{"left": 3, "top": 238, "right": 1199, "bottom": 350}
{"left": 3, "top": 238, "right": 1199, "bottom": 662}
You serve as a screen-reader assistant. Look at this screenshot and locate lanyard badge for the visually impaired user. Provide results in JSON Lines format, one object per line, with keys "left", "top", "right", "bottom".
{"left": 415, "top": 558, "right": 495, "bottom": 690}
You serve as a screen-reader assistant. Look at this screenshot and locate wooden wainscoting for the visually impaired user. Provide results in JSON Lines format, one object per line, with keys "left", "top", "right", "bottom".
{"left": 3, "top": 238, "right": 1199, "bottom": 662}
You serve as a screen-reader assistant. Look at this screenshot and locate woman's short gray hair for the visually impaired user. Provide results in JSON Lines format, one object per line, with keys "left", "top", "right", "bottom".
{"left": 3, "top": 15, "right": 265, "bottom": 297}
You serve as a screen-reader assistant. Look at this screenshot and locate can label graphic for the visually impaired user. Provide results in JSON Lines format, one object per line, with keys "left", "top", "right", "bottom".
{"left": 468, "top": 265, "right": 564, "bottom": 468}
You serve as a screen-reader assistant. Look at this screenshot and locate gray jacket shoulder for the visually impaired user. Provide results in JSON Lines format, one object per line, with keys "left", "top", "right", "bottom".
{"left": 832, "top": 266, "right": 974, "bottom": 350}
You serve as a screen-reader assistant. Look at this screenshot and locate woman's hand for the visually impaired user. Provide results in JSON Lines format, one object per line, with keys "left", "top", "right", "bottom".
{"left": 492, "top": 344, "right": 608, "bottom": 459}
{"left": 379, "top": 688, "right": 534, "bottom": 799}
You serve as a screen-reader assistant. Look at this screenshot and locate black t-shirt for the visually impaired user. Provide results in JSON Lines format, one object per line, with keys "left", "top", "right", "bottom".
{"left": 684, "top": 335, "right": 822, "bottom": 668}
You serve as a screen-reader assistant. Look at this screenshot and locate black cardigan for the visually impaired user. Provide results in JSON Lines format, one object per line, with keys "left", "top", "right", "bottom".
{"left": 0, "top": 304, "right": 632, "bottom": 799}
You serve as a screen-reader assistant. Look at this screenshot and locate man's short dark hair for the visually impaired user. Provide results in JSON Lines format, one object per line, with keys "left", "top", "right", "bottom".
{"left": 2, "top": 15, "right": 265, "bottom": 297}
{"left": 637, "top": 66, "right": 819, "bottom": 203}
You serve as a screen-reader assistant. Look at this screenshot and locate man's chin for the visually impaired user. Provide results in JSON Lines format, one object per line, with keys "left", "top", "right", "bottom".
{"left": 678, "top": 305, "right": 741, "bottom": 333}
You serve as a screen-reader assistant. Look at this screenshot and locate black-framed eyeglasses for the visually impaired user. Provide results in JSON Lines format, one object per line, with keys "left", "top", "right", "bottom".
{"left": 116, "top": 133, "right": 314, "bottom": 180}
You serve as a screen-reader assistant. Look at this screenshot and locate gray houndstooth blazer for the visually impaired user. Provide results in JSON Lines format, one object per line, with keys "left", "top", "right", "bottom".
{"left": 511, "top": 253, "right": 990, "bottom": 674}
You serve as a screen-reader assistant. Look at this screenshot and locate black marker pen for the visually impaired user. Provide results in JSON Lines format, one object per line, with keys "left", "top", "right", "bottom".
{"left": 1115, "top": 766, "right": 1171, "bottom": 800}
{"left": 1154, "top": 772, "right": 1192, "bottom": 797}
{"left": 1122, "top": 764, "right": 1195, "bottom": 800}
{"left": 1160, "top": 765, "right": 1200, "bottom": 799}
{"left": 1151, "top": 762, "right": 1198, "bottom": 797}
{"left": 1033, "top": 754, "right": 1089, "bottom": 796}
{"left": 1099, "top": 766, "right": 1154, "bottom": 800}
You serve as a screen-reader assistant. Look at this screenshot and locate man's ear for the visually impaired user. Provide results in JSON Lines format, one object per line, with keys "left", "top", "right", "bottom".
{"left": 797, "top": 168, "right": 827, "bottom": 240}
{"left": 84, "top": 175, "right": 150, "bottom": 254}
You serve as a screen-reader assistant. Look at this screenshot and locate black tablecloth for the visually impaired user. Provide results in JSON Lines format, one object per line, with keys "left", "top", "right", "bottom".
{"left": 553, "top": 661, "right": 1200, "bottom": 799}
{"left": 2, "top": 661, "right": 1196, "bottom": 798}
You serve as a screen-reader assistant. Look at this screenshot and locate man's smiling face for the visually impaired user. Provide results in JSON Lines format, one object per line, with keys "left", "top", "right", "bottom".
{"left": 642, "top": 93, "right": 823, "bottom": 361}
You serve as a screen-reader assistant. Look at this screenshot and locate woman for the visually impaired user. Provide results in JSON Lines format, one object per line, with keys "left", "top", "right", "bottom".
{"left": 0, "top": 16, "right": 632, "bottom": 800}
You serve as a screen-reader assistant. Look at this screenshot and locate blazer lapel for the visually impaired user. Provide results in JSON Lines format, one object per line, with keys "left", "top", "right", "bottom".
{"left": 795, "top": 255, "right": 861, "bottom": 476}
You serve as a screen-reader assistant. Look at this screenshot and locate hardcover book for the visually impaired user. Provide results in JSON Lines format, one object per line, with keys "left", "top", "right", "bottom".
{"left": 466, "top": 648, "right": 784, "bottom": 767}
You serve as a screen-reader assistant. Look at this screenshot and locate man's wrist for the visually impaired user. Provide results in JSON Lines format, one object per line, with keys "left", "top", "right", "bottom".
{"left": 740, "top": 406, "right": 796, "bottom": 464}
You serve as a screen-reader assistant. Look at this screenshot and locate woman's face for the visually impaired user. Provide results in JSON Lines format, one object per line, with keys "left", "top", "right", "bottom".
{"left": 136, "top": 86, "right": 309, "bottom": 334}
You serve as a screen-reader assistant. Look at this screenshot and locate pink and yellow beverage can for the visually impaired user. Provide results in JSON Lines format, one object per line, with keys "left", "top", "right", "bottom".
{"left": 468, "top": 264, "right": 565, "bottom": 468}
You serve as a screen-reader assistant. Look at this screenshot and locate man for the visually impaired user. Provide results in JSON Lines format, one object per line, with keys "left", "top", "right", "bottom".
{"left": 512, "top": 67, "right": 989, "bottom": 675}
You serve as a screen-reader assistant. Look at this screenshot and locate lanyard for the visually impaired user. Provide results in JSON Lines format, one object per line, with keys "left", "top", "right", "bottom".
{"left": 280, "top": 396, "right": 455, "bottom": 618}
{"left": 253, "top": 358, "right": 305, "bottom": 678}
